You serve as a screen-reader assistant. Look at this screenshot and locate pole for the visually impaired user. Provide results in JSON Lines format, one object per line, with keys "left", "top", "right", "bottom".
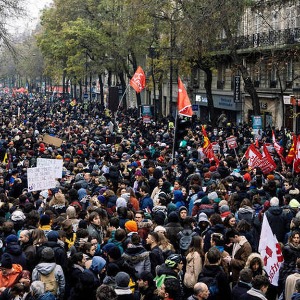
{"left": 171, "top": 110, "right": 178, "bottom": 162}
{"left": 116, "top": 84, "right": 130, "bottom": 112}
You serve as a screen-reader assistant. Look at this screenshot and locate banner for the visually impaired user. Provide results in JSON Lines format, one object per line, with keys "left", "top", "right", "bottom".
{"left": 27, "top": 166, "right": 57, "bottom": 192}
{"left": 272, "top": 130, "right": 284, "bottom": 160}
{"left": 258, "top": 214, "right": 283, "bottom": 286}
{"left": 294, "top": 135, "right": 300, "bottom": 173}
{"left": 36, "top": 158, "right": 63, "bottom": 178}
{"left": 130, "top": 66, "right": 146, "bottom": 93}
{"left": 43, "top": 134, "right": 63, "bottom": 147}
{"left": 178, "top": 77, "right": 193, "bottom": 117}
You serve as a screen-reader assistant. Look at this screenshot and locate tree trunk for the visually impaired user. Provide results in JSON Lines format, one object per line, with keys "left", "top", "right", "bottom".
{"left": 239, "top": 64, "right": 261, "bottom": 115}
{"left": 203, "top": 67, "right": 217, "bottom": 124}
{"left": 118, "top": 72, "right": 127, "bottom": 110}
{"left": 98, "top": 74, "right": 104, "bottom": 108}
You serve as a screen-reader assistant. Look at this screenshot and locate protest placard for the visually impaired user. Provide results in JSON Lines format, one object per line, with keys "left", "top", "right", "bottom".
{"left": 27, "top": 166, "right": 57, "bottom": 192}
{"left": 37, "top": 158, "right": 63, "bottom": 178}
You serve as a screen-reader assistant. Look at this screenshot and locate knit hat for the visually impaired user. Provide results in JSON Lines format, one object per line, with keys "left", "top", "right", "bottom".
{"left": 138, "top": 271, "right": 154, "bottom": 283}
{"left": 106, "top": 262, "right": 120, "bottom": 276}
{"left": 41, "top": 247, "right": 55, "bottom": 261}
{"left": 208, "top": 191, "right": 218, "bottom": 201}
{"left": 40, "top": 214, "right": 51, "bottom": 226}
{"left": 154, "top": 225, "right": 166, "bottom": 233}
{"left": 167, "top": 211, "right": 179, "bottom": 223}
{"left": 116, "top": 197, "right": 127, "bottom": 209}
{"left": 0, "top": 253, "right": 12, "bottom": 269}
{"left": 115, "top": 271, "right": 130, "bottom": 288}
{"left": 125, "top": 220, "right": 138, "bottom": 232}
{"left": 178, "top": 206, "right": 187, "bottom": 213}
{"left": 102, "top": 243, "right": 116, "bottom": 253}
{"left": 47, "top": 230, "right": 59, "bottom": 242}
{"left": 11, "top": 210, "right": 26, "bottom": 222}
{"left": 90, "top": 256, "right": 106, "bottom": 273}
{"left": 220, "top": 205, "right": 230, "bottom": 214}
{"left": 6, "top": 234, "right": 18, "bottom": 244}
{"left": 290, "top": 199, "right": 300, "bottom": 209}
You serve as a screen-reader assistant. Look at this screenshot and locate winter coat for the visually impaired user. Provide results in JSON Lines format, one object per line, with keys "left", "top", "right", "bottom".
{"left": 265, "top": 206, "right": 288, "bottom": 243}
{"left": 231, "top": 236, "right": 252, "bottom": 284}
{"left": 236, "top": 206, "right": 255, "bottom": 224}
{"left": 32, "top": 262, "right": 65, "bottom": 299}
{"left": 149, "top": 246, "right": 164, "bottom": 276}
{"left": 279, "top": 243, "right": 300, "bottom": 289}
{"left": 42, "top": 241, "right": 68, "bottom": 270}
{"left": 87, "top": 223, "right": 103, "bottom": 244}
{"left": 292, "top": 292, "right": 300, "bottom": 300}
{"left": 37, "top": 292, "right": 56, "bottom": 300}
{"left": 285, "top": 273, "right": 300, "bottom": 300}
{"left": 21, "top": 242, "right": 37, "bottom": 272}
{"left": 122, "top": 245, "right": 151, "bottom": 277}
{"left": 140, "top": 195, "right": 154, "bottom": 212}
{"left": 203, "top": 224, "right": 226, "bottom": 253}
{"left": 5, "top": 242, "right": 27, "bottom": 269}
{"left": 231, "top": 281, "right": 251, "bottom": 300}
{"left": 184, "top": 251, "right": 202, "bottom": 288}
{"left": 240, "top": 288, "right": 267, "bottom": 300}
{"left": 198, "top": 264, "right": 231, "bottom": 300}
{"left": 165, "top": 222, "right": 183, "bottom": 251}
{"left": 0, "top": 264, "right": 22, "bottom": 288}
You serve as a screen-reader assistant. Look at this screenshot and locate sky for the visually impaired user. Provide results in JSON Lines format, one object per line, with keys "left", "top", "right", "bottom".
{"left": 8, "top": 0, "right": 53, "bottom": 35}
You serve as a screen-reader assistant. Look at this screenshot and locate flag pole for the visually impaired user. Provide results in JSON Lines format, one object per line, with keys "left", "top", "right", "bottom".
{"left": 116, "top": 84, "right": 130, "bottom": 113}
{"left": 171, "top": 110, "right": 178, "bottom": 162}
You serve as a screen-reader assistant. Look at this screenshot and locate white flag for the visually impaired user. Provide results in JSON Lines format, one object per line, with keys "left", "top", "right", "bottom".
{"left": 258, "top": 214, "right": 283, "bottom": 286}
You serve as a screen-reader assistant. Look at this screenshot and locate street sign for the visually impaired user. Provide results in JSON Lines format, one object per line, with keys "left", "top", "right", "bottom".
{"left": 83, "top": 93, "right": 88, "bottom": 99}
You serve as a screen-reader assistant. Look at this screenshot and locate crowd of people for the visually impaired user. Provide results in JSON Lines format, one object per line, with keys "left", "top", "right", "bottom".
{"left": 0, "top": 92, "right": 300, "bottom": 300}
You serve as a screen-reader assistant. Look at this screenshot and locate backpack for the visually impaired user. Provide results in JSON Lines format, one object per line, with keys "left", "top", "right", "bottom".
{"left": 198, "top": 275, "right": 219, "bottom": 299}
{"left": 40, "top": 268, "right": 58, "bottom": 295}
{"left": 178, "top": 229, "right": 197, "bottom": 251}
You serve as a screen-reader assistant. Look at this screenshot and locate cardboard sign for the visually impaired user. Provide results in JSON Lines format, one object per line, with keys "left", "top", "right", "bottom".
{"left": 37, "top": 158, "right": 63, "bottom": 178}
{"left": 27, "top": 166, "right": 57, "bottom": 192}
{"left": 43, "top": 134, "right": 63, "bottom": 147}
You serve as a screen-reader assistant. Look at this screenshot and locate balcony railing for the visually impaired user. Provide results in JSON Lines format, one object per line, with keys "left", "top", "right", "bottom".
{"left": 214, "top": 28, "right": 300, "bottom": 51}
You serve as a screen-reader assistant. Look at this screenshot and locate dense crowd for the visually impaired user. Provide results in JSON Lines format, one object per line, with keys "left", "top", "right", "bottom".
{"left": 0, "top": 93, "right": 300, "bottom": 300}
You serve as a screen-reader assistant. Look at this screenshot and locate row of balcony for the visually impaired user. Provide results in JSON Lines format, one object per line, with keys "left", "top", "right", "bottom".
{"left": 216, "top": 27, "right": 300, "bottom": 51}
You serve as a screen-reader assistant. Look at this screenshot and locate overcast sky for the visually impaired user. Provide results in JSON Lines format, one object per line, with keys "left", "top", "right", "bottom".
{"left": 9, "top": 0, "right": 53, "bottom": 35}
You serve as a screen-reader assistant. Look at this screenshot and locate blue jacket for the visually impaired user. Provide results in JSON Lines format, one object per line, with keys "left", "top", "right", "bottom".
{"left": 140, "top": 195, "right": 153, "bottom": 212}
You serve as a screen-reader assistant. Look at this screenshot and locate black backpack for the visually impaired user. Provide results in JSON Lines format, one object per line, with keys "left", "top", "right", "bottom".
{"left": 198, "top": 274, "right": 219, "bottom": 299}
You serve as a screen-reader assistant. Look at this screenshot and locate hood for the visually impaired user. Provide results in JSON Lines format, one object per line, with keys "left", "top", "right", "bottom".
{"left": 6, "top": 242, "right": 23, "bottom": 255}
{"left": 123, "top": 249, "right": 149, "bottom": 263}
{"left": 35, "top": 262, "right": 56, "bottom": 275}
{"left": 238, "top": 206, "right": 254, "bottom": 214}
{"left": 268, "top": 206, "right": 282, "bottom": 216}
{"left": 245, "top": 253, "right": 264, "bottom": 268}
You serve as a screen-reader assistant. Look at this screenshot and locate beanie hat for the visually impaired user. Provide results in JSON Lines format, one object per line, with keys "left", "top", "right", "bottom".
{"left": 220, "top": 205, "right": 230, "bottom": 214}
{"left": 153, "top": 211, "right": 166, "bottom": 226}
{"left": 0, "top": 253, "right": 12, "bottom": 269}
{"left": 208, "top": 191, "right": 218, "bottom": 201}
{"left": 40, "top": 214, "right": 51, "bottom": 226}
{"left": 47, "top": 230, "right": 59, "bottom": 242}
{"left": 178, "top": 206, "right": 187, "bottom": 213}
{"left": 102, "top": 243, "right": 116, "bottom": 253}
{"left": 115, "top": 271, "right": 130, "bottom": 288}
{"left": 167, "top": 211, "right": 179, "bottom": 223}
{"left": 154, "top": 225, "right": 166, "bottom": 233}
{"left": 290, "top": 199, "right": 300, "bottom": 209}
{"left": 90, "top": 256, "right": 106, "bottom": 273}
{"left": 116, "top": 197, "right": 127, "bottom": 209}
{"left": 125, "top": 220, "right": 138, "bottom": 232}
{"left": 6, "top": 234, "right": 18, "bottom": 244}
{"left": 11, "top": 210, "right": 26, "bottom": 222}
{"left": 107, "top": 246, "right": 122, "bottom": 260}
{"left": 41, "top": 247, "right": 55, "bottom": 261}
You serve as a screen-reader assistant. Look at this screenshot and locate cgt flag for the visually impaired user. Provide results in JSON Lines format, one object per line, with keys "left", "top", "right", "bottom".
{"left": 130, "top": 66, "right": 146, "bottom": 93}
{"left": 178, "top": 77, "right": 193, "bottom": 117}
{"left": 258, "top": 214, "right": 283, "bottom": 286}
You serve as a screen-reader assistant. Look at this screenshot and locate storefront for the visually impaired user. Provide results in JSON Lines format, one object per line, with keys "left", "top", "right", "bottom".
{"left": 195, "top": 93, "right": 242, "bottom": 124}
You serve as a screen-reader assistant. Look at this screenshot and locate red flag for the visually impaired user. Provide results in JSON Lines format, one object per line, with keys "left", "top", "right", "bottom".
{"left": 244, "top": 144, "right": 262, "bottom": 169}
{"left": 259, "top": 214, "right": 283, "bottom": 286}
{"left": 286, "top": 134, "right": 297, "bottom": 165}
{"left": 261, "top": 145, "right": 277, "bottom": 173}
{"left": 130, "top": 66, "right": 146, "bottom": 93}
{"left": 272, "top": 130, "right": 284, "bottom": 159}
{"left": 177, "top": 77, "right": 193, "bottom": 117}
{"left": 293, "top": 136, "right": 300, "bottom": 173}
{"left": 201, "top": 125, "right": 219, "bottom": 165}
{"left": 255, "top": 137, "right": 259, "bottom": 148}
